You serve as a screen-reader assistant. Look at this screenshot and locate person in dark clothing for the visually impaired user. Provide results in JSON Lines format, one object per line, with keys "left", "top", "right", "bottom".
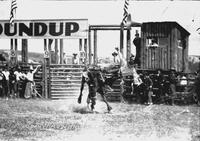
{"left": 153, "top": 69, "right": 165, "bottom": 103}
{"left": 0, "top": 67, "right": 7, "bottom": 97}
{"left": 141, "top": 72, "right": 153, "bottom": 105}
{"left": 193, "top": 71, "right": 200, "bottom": 105}
{"left": 78, "top": 66, "right": 113, "bottom": 112}
{"left": 168, "top": 69, "right": 177, "bottom": 105}
{"left": 19, "top": 70, "right": 28, "bottom": 98}
{"left": 2, "top": 67, "right": 9, "bottom": 98}
{"left": 133, "top": 32, "right": 141, "bottom": 66}
{"left": 9, "top": 68, "right": 17, "bottom": 98}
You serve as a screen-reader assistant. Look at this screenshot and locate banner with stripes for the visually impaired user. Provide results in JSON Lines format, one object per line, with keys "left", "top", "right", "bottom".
{"left": 122, "top": 0, "right": 129, "bottom": 25}
{"left": 10, "top": 0, "right": 17, "bottom": 26}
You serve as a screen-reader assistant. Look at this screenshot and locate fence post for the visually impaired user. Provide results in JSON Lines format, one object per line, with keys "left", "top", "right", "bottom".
{"left": 43, "top": 39, "right": 48, "bottom": 98}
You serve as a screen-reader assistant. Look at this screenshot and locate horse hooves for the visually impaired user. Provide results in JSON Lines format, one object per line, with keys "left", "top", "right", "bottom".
{"left": 107, "top": 106, "right": 112, "bottom": 112}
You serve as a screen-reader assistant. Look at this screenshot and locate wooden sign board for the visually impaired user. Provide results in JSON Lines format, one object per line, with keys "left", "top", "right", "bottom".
{"left": 0, "top": 19, "right": 88, "bottom": 39}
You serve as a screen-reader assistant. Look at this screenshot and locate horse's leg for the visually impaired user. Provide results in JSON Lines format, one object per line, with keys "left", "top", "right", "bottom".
{"left": 90, "top": 97, "right": 96, "bottom": 112}
{"left": 86, "top": 94, "right": 91, "bottom": 110}
{"left": 120, "top": 80, "right": 126, "bottom": 103}
{"left": 88, "top": 86, "right": 97, "bottom": 112}
{"left": 99, "top": 89, "right": 112, "bottom": 112}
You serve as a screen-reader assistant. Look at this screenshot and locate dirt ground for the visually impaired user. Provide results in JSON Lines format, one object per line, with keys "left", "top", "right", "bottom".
{"left": 0, "top": 96, "right": 200, "bottom": 141}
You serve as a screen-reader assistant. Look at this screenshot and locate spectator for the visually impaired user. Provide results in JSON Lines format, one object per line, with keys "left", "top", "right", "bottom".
{"left": 2, "top": 66, "right": 9, "bottom": 98}
{"left": 72, "top": 53, "right": 79, "bottom": 64}
{"left": 193, "top": 71, "right": 200, "bottom": 105}
{"left": 141, "top": 72, "right": 153, "bottom": 105}
{"left": 169, "top": 69, "right": 177, "bottom": 105}
{"left": 9, "top": 67, "right": 17, "bottom": 98}
{"left": 63, "top": 53, "right": 67, "bottom": 64}
{"left": 133, "top": 32, "right": 141, "bottom": 66}
{"left": 180, "top": 74, "right": 187, "bottom": 86}
{"left": 154, "top": 69, "right": 165, "bottom": 102}
{"left": 24, "top": 65, "right": 41, "bottom": 98}
{"left": 20, "top": 70, "right": 28, "bottom": 98}
{"left": 0, "top": 67, "right": 6, "bottom": 98}
{"left": 14, "top": 66, "right": 22, "bottom": 98}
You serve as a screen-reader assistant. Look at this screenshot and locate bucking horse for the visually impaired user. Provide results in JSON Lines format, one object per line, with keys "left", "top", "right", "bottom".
{"left": 77, "top": 64, "right": 120, "bottom": 112}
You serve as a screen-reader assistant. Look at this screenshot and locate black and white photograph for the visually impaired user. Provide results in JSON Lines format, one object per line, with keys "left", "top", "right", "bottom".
{"left": 0, "top": 0, "right": 200, "bottom": 140}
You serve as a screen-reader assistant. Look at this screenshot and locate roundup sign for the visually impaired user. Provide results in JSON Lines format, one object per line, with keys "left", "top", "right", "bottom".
{"left": 0, "top": 19, "right": 88, "bottom": 39}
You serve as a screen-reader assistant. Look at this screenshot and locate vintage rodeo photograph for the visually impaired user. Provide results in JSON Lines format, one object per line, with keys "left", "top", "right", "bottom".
{"left": 0, "top": 0, "right": 200, "bottom": 141}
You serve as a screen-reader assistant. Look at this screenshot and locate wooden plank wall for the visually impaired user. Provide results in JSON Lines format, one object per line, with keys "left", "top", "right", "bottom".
{"left": 145, "top": 47, "right": 168, "bottom": 70}
{"left": 49, "top": 64, "right": 84, "bottom": 99}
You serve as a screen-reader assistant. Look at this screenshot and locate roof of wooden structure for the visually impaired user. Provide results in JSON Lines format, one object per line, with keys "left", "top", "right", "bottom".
{"left": 142, "top": 21, "right": 190, "bottom": 37}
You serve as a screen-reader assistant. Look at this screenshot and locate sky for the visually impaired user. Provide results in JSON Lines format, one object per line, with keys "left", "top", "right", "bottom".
{"left": 0, "top": 0, "right": 200, "bottom": 58}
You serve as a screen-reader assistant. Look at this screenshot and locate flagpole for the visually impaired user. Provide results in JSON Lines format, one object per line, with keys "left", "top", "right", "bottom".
{"left": 121, "top": 0, "right": 129, "bottom": 60}
{"left": 9, "top": 0, "right": 17, "bottom": 67}
{"left": 120, "top": 22, "right": 124, "bottom": 58}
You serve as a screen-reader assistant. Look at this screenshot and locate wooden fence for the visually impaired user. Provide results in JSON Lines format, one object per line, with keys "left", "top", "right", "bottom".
{"left": 49, "top": 64, "right": 84, "bottom": 99}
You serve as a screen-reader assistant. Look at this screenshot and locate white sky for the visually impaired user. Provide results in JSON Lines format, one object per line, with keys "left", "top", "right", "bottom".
{"left": 0, "top": 0, "right": 200, "bottom": 57}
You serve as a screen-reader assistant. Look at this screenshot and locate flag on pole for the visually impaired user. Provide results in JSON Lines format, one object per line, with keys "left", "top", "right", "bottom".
{"left": 122, "top": 0, "right": 129, "bottom": 25}
{"left": 10, "top": 0, "right": 17, "bottom": 26}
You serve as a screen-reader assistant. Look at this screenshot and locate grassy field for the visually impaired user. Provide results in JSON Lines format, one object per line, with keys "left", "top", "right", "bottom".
{"left": 0, "top": 97, "right": 200, "bottom": 141}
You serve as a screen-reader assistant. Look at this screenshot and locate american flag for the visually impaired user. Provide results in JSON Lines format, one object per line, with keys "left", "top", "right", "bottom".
{"left": 122, "top": 0, "right": 129, "bottom": 25}
{"left": 10, "top": 0, "right": 17, "bottom": 26}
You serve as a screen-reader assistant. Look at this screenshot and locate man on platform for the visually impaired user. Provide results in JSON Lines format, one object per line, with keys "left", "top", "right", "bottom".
{"left": 133, "top": 31, "right": 141, "bottom": 66}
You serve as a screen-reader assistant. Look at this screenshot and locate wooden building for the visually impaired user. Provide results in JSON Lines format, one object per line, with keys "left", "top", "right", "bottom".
{"left": 140, "top": 22, "right": 190, "bottom": 72}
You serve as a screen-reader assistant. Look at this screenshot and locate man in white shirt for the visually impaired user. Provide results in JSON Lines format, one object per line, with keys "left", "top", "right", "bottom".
{"left": 14, "top": 66, "right": 23, "bottom": 98}
{"left": 27, "top": 65, "right": 41, "bottom": 82}
{"left": 25, "top": 65, "right": 41, "bottom": 98}
{"left": 2, "top": 67, "right": 9, "bottom": 98}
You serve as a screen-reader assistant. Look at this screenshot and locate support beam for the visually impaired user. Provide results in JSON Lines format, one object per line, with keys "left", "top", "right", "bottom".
{"left": 84, "top": 38, "right": 87, "bottom": 64}
{"left": 10, "top": 39, "right": 15, "bottom": 67}
{"left": 22, "top": 39, "right": 28, "bottom": 64}
{"left": 10, "top": 39, "right": 14, "bottom": 50}
{"left": 88, "top": 30, "right": 92, "bottom": 65}
{"left": 60, "top": 39, "right": 63, "bottom": 64}
{"left": 126, "top": 28, "right": 131, "bottom": 63}
{"left": 120, "top": 23, "right": 124, "bottom": 57}
{"left": 79, "top": 38, "right": 82, "bottom": 51}
{"left": 79, "top": 38, "right": 82, "bottom": 64}
{"left": 93, "top": 30, "right": 97, "bottom": 65}
{"left": 55, "top": 39, "right": 59, "bottom": 64}
{"left": 43, "top": 39, "right": 48, "bottom": 98}
{"left": 14, "top": 39, "right": 18, "bottom": 64}
{"left": 48, "top": 39, "right": 53, "bottom": 64}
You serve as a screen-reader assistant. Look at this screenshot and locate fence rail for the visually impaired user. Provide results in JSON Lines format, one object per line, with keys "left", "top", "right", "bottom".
{"left": 49, "top": 64, "right": 84, "bottom": 99}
